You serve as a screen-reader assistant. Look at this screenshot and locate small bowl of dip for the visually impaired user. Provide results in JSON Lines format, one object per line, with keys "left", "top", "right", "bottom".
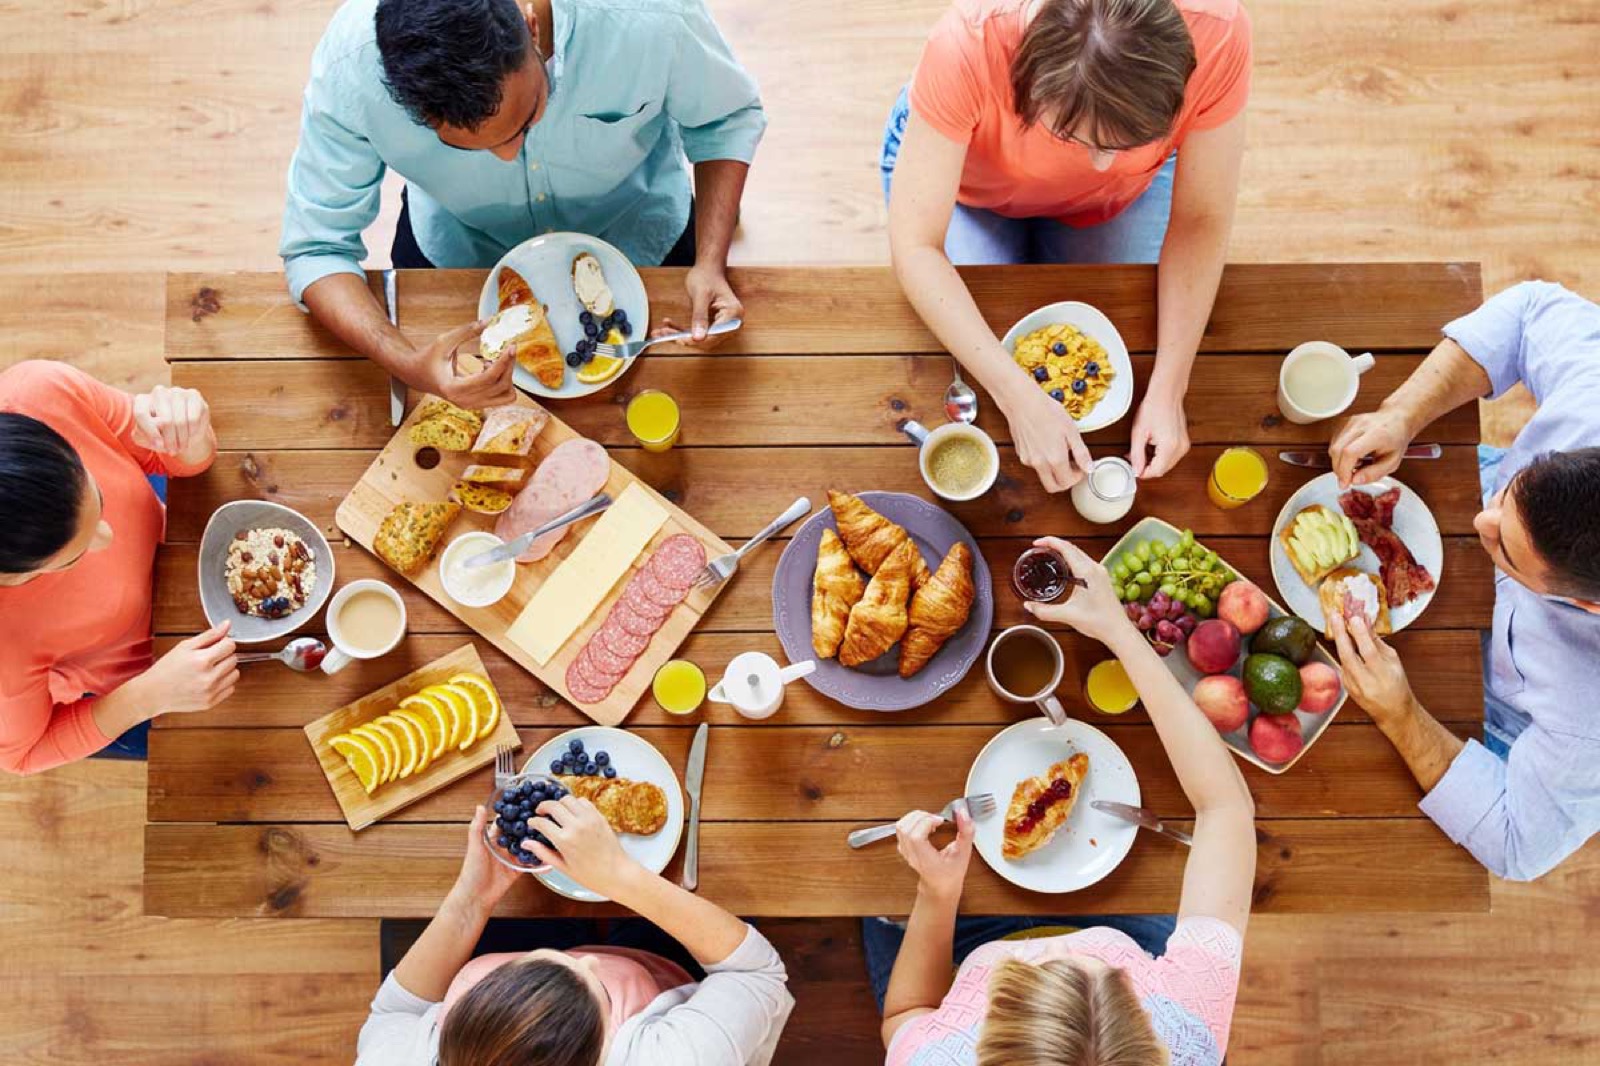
{"left": 439, "top": 532, "right": 517, "bottom": 609}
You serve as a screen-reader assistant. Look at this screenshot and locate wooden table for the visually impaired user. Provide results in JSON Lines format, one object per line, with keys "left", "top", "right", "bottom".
{"left": 145, "top": 263, "right": 1493, "bottom": 919}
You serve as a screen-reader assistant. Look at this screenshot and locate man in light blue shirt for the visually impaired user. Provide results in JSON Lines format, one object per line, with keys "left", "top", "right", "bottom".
{"left": 281, "top": 0, "right": 766, "bottom": 407}
{"left": 1326, "top": 281, "right": 1600, "bottom": 881}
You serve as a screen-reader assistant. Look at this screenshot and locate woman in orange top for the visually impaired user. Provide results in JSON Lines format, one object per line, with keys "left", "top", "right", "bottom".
{"left": 0, "top": 361, "right": 238, "bottom": 775}
{"left": 884, "top": 0, "right": 1251, "bottom": 492}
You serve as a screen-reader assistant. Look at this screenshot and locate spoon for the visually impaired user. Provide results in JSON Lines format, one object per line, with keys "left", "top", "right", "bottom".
{"left": 237, "top": 637, "right": 328, "bottom": 672}
{"left": 943, "top": 362, "right": 979, "bottom": 424}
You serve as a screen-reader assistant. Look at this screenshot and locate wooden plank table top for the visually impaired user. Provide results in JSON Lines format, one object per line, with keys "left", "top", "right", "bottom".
{"left": 147, "top": 263, "right": 1492, "bottom": 919}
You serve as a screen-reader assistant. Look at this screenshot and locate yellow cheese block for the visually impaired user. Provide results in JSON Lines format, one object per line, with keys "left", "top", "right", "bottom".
{"left": 505, "top": 483, "right": 669, "bottom": 666}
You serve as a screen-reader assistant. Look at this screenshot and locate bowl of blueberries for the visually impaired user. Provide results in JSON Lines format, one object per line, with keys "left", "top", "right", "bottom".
{"left": 483, "top": 737, "right": 619, "bottom": 873}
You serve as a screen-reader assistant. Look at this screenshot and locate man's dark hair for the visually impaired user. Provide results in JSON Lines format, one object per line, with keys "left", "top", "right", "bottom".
{"left": 0, "top": 413, "right": 88, "bottom": 574}
{"left": 375, "top": 0, "right": 532, "bottom": 132}
{"left": 1512, "top": 447, "right": 1600, "bottom": 600}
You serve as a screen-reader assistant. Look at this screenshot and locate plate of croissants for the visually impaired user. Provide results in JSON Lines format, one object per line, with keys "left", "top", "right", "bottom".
{"left": 771, "top": 489, "right": 993, "bottom": 711}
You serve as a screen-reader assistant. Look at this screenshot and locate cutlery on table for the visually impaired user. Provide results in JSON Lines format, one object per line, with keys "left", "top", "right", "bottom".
{"left": 693, "top": 496, "right": 812, "bottom": 591}
{"left": 681, "top": 722, "right": 709, "bottom": 891}
{"left": 847, "top": 793, "right": 997, "bottom": 849}
{"left": 1090, "top": 800, "right": 1193, "bottom": 847}
{"left": 593, "top": 316, "right": 743, "bottom": 362}
{"left": 493, "top": 743, "right": 518, "bottom": 789}
{"left": 944, "top": 361, "right": 979, "bottom": 424}
{"left": 1277, "top": 443, "right": 1442, "bottom": 470}
{"left": 463, "top": 493, "right": 614, "bottom": 569}
{"left": 236, "top": 637, "right": 328, "bottom": 672}
{"left": 382, "top": 269, "right": 405, "bottom": 427}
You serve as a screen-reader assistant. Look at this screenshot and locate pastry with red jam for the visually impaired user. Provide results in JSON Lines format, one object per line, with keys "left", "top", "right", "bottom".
{"left": 1002, "top": 753, "right": 1090, "bottom": 860}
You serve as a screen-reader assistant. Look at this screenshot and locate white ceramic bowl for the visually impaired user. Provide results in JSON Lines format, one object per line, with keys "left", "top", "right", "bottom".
{"left": 1000, "top": 301, "right": 1134, "bottom": 433}
{"left": 438, "top": 532, "right": 517, "bottom": 609}
{"left": 197, "top": 500, "right": 335, "bottom": 645}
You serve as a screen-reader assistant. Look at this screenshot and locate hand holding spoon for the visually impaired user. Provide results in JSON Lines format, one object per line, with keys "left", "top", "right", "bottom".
{"left": 237, "top": 637, "right": 328, "bottom": 672}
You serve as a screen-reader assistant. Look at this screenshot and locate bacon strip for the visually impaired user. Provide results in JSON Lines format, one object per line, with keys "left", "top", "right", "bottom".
{"left": 1338, "top": 488, "right": 1434, "bottom": 606}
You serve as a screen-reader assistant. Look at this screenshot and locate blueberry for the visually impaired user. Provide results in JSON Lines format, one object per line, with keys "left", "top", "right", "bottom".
{"left": 1085, "top": 361, "right": 1100, "bottom": 378}
{"left": 1032, "top": 366, "right": 1048, "bottom": 382}
{"left": 569, "top": 739, "right": 585, "bottom": 755}
{"left": 1071, "top": 378, "right": 1087, "bottom": 395}
{"left": 580, "top": 348, "right": 596, "bottom": 365}
{"left": 602, "top": 312, "right": 618, "bottom": 330}
{"left": 549, "top": 759, "right": 563, "bottom": 774}
{"left": 594, "top": 751, "right": 610, "bottom": 767}
{"left": 579, "top": 310, "right": 594, "bottom": 326}
{"left": 1052, "top": 342, "right": 1067, "bottom": 356}
{"left": 496, "top": 815, "right": 511, "bottom": 830}
{"left": 530, "top": 782, "right": 548, "bottom": 799}
{"left": 603, "top": 766, "right": 617, "bottom": 779}
{"left": 492, "top": 801, "right": 505, "bottom": 815}
{"left": 614, "top": 309, "right": 628, "bottom": 324}
{"left": 496, "top": 834, "right": 510, "bottom": 848}
{"left": 565, "top": 352, "right": 582, "bottom": 367}
{"left": 1049, "top": 388, "right": 1066, "bottom": 402}
{"left": 516, "top": 850, "right": 537, "bottom": 865}
{"left": 582, "top": 320, "right": 599, "bottom": 339}
{"left": 584, "top": 761, "right": 598, "bottom": 776}
{"left": 576, "top": 338, "right": 594, "bottom": 355}
{"left": 618, "top": 320, "right": 632, "bottom": 337}
{"left": 509, "top": 821, "right": 527, "bottom": 838}
{"left": 552, "top": 785, "right": 568, "bottom": 800}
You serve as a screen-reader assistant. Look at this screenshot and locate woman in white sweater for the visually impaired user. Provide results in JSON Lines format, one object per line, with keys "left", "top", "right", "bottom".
{"left": 357, "top": 798, "right": 794, "bottom": 1066}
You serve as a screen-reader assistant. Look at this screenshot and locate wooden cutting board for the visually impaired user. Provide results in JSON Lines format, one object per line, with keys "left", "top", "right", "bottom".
{"left": 335, "top": 398, "right": 733, "bottom": 725}
{"left": 304, "top": 642, "right": 519, "bottom": 830}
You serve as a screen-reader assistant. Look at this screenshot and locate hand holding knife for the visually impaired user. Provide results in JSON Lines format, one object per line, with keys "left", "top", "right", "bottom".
{"left": 1278, "top": 443, "right": 1441, "bottom": 470}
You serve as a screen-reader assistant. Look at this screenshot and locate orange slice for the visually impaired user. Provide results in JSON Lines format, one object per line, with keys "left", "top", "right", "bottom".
{"left": 447, "top": 673, "right": 502, "bottom": 741}
{"left": 364, "top": 718, "right": 411, "bottom": 781}
{"left": 374, "top": 713, "right": 421, "bottom": 778}
{"left": 350, "top": 723, "right": 397, "bottom": 783}
{"left": 434, "top": 683, "right": 482, "bottom": 751}
{"left": 425, "top": 684, "right": 470, "bottom": 748}
{"left": 398, "top": 693, "right": 450, "bottom": 761}
{"left": 393, "top": 708, "right": 439, "bottom": 773}
{"left": 330, "top": 734, "right": 380, "bottom": 794}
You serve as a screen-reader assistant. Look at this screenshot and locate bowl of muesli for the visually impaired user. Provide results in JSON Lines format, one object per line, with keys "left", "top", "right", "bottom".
{"left": 198, "top": 500, "right": 335, "bottom": 644}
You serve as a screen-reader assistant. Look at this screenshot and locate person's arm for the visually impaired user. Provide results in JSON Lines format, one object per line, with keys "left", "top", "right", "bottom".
{"left": 1130, "top": 112, "right": 1246, "bottom": 478}
{"left": 1027, "top": 538, "right": 1256, "bottom": 934}
{"left": 888, "top": 112, "right": 1093, "bottom": 492}
{"left": 880, "top": 808, "right": 974, "bottom": 1046}
{"left": 45, "top": 362, "right": 216, "bottom": 477}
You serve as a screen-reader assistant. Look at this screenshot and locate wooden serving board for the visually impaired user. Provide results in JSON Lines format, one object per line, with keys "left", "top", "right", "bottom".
{"left": 303, "top": 643, "right": 518, "bottom": 830}
{"left": 335, "top": 398, "right": 734, "bottom": 726}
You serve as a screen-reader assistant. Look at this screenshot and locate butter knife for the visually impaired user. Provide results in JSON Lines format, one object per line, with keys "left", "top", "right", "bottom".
{"left": 1091, "top": 800, "right": 1193, "bottom": 847}
{"left": 382, "top": 269, "right": 405, "bottom": 427}
{"left": 1278, "top": 444, "right": 1442, "bottom": 470}
{"left": 462, "top": 493, "right": 613, "bottom": 568}
{"left": 681, "top": 722, "right": 708, "bottom": 891}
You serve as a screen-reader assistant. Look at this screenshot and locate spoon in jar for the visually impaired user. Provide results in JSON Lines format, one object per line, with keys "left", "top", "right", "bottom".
{"left": 943, "top": 362, "right": 979, "bottom": 424}
{"left": 237, "top": 637, "right": 328, "bottom": 672}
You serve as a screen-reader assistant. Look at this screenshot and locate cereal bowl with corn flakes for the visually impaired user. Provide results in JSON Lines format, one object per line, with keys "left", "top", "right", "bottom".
{"left": 1001, "top": 302, "right": 1133, "bottom": 433}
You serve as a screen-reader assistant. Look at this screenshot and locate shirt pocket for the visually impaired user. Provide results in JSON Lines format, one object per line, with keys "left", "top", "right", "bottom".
{"left": 556, "top": 105, "right": 660, "bottom": 186}
{"left": 1487, "top": 577, "right": 1528, "bottom": 700}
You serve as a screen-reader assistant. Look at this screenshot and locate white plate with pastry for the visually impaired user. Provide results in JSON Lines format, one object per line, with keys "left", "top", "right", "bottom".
{"left": 479, "top": 232, "right": 649, "bottom": 400}
{"left": 1270, "top": 473, "right": 1442, "bottom": 636}
{"left": 519, "top": 726, "right": 683, "bottom": 902}
{"left": 965, "top": 718, "right": 1140, "bottom": 894}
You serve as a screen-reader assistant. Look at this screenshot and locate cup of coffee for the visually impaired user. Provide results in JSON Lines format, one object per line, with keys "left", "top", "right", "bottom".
{"left": 985, "top": 625, "right": 1067, "bottom": 726}
{"left": 322, "top": 579, "right": 407, "bottom": 674}
{"left": 1277, "top": 341, "right": 1376, "bottom": 424}
{"left": 901, "top": 420, "right": 1000, "bottom": 501}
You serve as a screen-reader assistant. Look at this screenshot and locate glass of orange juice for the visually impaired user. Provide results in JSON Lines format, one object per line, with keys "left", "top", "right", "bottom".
{"left": 626, "top": 389, "right": 681, "bottom": 453}
{"left": 1207, "top": 446, "right": 1268, "bottom": 509}
{"left": 1084, "top": 659, "right": 1139, "bottom": 715}
{"left": 652, "top": 660, "right": 705, "bottom": 715}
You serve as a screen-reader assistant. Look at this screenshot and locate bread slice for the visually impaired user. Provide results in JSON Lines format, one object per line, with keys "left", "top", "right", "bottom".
{"left": 471, "top": 403, "right": 549, "bottom": 457}
{"left": 1281, "top": 505, "right": 1361, "bottom": 585}
{"left": 407, "top": 413, "right": 477, "bottom": 452}
{"left": 412, "top": 399, "right": 484, "bottom": 436}
{"left": 1002, "top": 753, "right": 1090, "bottom": 861}
{"left": 450, "top": 481, "right": 514, "bottom": 516}
{"left": 460, "top": 464, "right": 528, "bottom": 487}
{"left": 374, "top": 502, "right": 460, "bottom": 576}
{"left": 571, "top": 252, "right": 615, "bottom": 317}
{"left": 1319, "top": 566, "right": 1392, "bottom": 638}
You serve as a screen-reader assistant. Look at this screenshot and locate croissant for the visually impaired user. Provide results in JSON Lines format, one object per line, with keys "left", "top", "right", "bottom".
{"left": 899, "top": 542, "right": 976, "bottom": 677}
{"left": 497, "top": 265, "right": 535, "bottom": 311}
{"left": 482, "top": 300, "right": 564, "bottom": 389}
{"left": 827, "top": 489, "right": 931, "bottom": 588}
{"left": 838, "top": 538, "right": 916, "bottom": 667}
{"left": 811, "top": 528, "right": 867, "bottom": 659}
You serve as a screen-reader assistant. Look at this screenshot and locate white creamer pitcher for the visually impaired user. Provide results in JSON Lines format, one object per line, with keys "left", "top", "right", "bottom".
{"left": 708, "top": 652, "right": 816, "bottom": 720}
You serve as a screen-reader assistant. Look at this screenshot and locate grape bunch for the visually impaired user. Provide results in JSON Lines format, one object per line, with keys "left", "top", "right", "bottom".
{"left": 1124, "top": 590, "right": 1197, "bottom": 657}
{"left": 1107, "top": 529, "right": 1238, "bottom": 619}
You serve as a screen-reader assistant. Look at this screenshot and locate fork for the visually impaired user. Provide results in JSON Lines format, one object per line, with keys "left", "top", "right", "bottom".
{"left": 593, "top": 316, "right": 743, "bottom": 361}
{"left": 693, "top": 496, "right": 812, "bottom": 590}
{"left": 493, "top": 743, "right": 517, "bottom": 789}
{"left": 846, "top": 793, "right": 997, "bottom": 849}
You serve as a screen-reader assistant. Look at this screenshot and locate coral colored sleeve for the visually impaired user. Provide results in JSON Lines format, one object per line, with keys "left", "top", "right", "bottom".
{"left": 908, "top": 7, "right": 985, "bottom": 144}
{"left": 0, "top": 670, "right": 112, "bottom": 775}
{"left": 1185, "top": 5, "right": 1253, "bottom": 132}
{"left": 56, "top": 362, "right": 214, "bottom": 478}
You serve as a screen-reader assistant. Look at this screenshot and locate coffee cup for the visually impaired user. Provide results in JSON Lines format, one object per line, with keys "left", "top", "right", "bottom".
{"left": 901, "top": 419, "right": 1000, "bottom": 501}
{"left": 1277, "top": 341, "right": 1376, "bottom": 424}
{"left": 322, "top": 579, "right": 407, "bottom": 674}
{"left": 985, "top": 625, "right": 1068, "bottom": 726}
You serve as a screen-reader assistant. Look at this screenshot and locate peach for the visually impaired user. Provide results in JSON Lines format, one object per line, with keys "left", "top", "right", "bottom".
{"left": 1298, "top": 662, "right": 1342, "bottom": 715}
{"left": 1249, "top": 713, "right": 1305, "bottom": 764}
{"left": 1186, "top": 619, "right": 1242, "bottom": 676}
{"left": 1194, "top": 675, "right": 1249, "bottom": 733}
{"left": 1218, "top": 580, "right": 1271, "bottom": 636}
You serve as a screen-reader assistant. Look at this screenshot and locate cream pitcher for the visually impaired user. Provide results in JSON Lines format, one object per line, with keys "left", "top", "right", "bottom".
{"left": 708, "top": 652, "right": 816, "bottom": 720}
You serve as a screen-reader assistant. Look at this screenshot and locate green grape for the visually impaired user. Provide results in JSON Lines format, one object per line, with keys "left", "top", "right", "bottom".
{"left": 1111, "top": 561, "right": 1130, "bottom": 582}
{"left": 1174, "top": 589, "right": 1194, "bottom": 608}
{"left": 1178, "top": 529, "right": 1196, "bottom": 550}
{"left": 1159, "top": 582, "right": 1178, "bottom": 598}
{"left": 1136, "top": 572, "right": 1155, "bottom": 588}
{"left": 1147, "top": 560, "right": 1165, "bottom": 577}
{"left": 1194, "top": 557, "right": 1214, "bottom": 573}
{"left": 1133, "top": 543, "right": 1152, "bottom": 563}
{"left": 1171, "top": 555, "right": 1190, "bottom": 571}
{"left": 1193, "top": 595, "right": 1215, "bottom": 617}
{"left": 1202, "top": 575, "right": 1223, "bottom": 594}
{"left": 1150, "top": 541, "right": 1170, "bottom": 559}
{"left": 1124, "top": 585, "right": 1144, "bottom": 604}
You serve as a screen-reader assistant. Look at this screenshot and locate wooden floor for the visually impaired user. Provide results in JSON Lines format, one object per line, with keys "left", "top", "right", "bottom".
{"left": 1, "top": 0, "right": 1597, "bottom": 1061}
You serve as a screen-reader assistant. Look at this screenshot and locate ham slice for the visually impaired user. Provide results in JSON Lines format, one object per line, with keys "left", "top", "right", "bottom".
{"left": 495, "top": 438, "right": 610, "bottom": 562}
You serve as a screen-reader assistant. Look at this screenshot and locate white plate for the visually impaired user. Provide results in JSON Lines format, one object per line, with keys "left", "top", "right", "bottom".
{"left": 479, "top": 232, "right": 650, "bottom": 400}
{"left": 1269, "top": 473, "right": 1443, "bottom": 634}
{"left": 965, "top": 718, "right": 1140, "bottom": 894}
{"left": 999, "top": 301, "right": 1133, "bottom": 433}
{"left": 520, "top": 726, "right": 684, "bottom": 902}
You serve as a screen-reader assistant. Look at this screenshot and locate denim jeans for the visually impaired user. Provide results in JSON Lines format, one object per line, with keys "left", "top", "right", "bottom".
{"left": 860, "top": 913, "right": 1177, "bottom": 1012}
{"left": 879, "top": 86, "right": 1176, "bottom": 266}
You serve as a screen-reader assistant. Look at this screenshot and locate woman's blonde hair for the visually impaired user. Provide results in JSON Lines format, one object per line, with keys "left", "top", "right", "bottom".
{"left": 977, "top": 957, "right": 1169, "bottom": 1066}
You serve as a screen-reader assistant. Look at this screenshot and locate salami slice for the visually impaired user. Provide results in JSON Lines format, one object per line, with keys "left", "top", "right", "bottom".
{"left": 583, "top": 631, "right": 637, "bottom": 677}
{"left": 576, "top": 643, "right": 628, "bottom": 685}
{"left": 640, "top": 570, "right": 688, "bottom": 610}
{"left": 614, "top": 600, "right": 666, "bottom": 637}
{"left": 646, "top": 534, "right": 707, "bottom": 591}
{"left": 598, "top": 619, "right": 652, "bottom": 660}
{"left": 564, "top": 658, "right": 612, "bottom": 705}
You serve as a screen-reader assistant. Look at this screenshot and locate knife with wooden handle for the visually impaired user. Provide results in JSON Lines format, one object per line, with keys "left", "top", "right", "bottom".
{"left": 681, "top": 722, "right": 708, "bottom": 891}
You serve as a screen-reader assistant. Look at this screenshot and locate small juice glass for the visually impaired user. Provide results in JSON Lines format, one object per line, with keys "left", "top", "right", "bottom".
{"left": 1207, "top": 446, "right": 1268, "bottom": 509}
{"left": 1083, "top": 659, "right": 1139, "bottom": 715}
{"left": 626, "top": 389, "right": 681, "bottom": 453}
{"left": 652, "top": 660, "right": 705, "bottom": 715}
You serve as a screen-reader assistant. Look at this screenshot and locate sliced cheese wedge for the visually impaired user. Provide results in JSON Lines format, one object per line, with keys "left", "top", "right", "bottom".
{"left": 505, "top": 483, "right": 669, "bottom": 666}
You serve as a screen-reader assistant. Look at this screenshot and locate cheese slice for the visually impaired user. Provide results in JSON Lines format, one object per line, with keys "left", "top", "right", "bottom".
{"left": 505, "top": 483, "right": 669, "bottom": 666}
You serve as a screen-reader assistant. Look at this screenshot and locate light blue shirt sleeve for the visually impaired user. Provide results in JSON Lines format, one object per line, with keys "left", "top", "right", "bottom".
{"left": 1443, "top": 280, "right": 1576, "bottom": 402}
{"left": 665, "top": 0, "right": 767, "bottom": 165}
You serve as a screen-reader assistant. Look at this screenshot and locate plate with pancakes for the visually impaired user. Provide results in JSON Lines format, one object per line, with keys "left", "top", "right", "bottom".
{"left": 965, "top": 718, "right": 1140, "bottom": 894}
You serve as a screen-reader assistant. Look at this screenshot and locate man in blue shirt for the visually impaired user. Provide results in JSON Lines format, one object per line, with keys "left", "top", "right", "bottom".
{"left": 281, "top": 0, "right": 766, "bottom": 407}
{"left": 1327, "top": 281, "right": 1600, "bottom": 881}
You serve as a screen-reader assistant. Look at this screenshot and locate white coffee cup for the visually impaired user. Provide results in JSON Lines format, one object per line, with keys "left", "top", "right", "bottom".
{"left": 1277, "top": 341, "right": 1376, "bottom": 424}
{"left": 322, "top": 579, "right": 407, "bottom": 674}
{"left": 985, "top": 625, "right": 1068, "bottom": 726}
{"left": 901, "top": 420, "right": 1000, "bottom": 501}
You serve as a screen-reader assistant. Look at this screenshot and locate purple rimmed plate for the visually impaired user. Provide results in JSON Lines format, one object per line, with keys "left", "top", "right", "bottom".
{"left": 771, "top": 491, "right": 993, "bottom": 711}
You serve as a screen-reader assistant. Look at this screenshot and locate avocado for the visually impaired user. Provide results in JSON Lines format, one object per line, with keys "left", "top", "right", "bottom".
{"left": 1251, "top": 616, "right": 1318, "bottom": 665}
{"left": 1243, "top": 653, "right": 1303, "bottom": 715}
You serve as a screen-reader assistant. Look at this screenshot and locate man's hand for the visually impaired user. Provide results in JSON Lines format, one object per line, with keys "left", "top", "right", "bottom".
{"left": 1330, "top": 407, "right": 1414, "bottom": 489}
{"left": 1128, "top": 390, "right": 1191, "bottom": 478}
{"left": 1330, "top": 611, "right": 1417, "bottom": 721}
{"left": 1002, "top": 383, "right": 1095, "bottom": 492}
{"left": 413, "top": 320, "right": 516, "bottom": 408}
{"left": 653, "top": 265, "right": 743, "bottom": 349}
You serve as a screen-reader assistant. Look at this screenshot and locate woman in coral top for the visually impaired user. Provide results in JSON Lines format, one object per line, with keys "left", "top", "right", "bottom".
{"left": 873, "top": 539, "right": 1256, "bottom": 1065}
{"left": 884, "top": 0, "right": 1251, "bottom": 492}
{"left": 0, "top": 361, "right": 237, "bottom": 775}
